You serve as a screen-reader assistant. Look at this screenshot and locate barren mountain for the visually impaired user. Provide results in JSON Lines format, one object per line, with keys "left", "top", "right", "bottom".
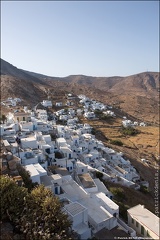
{"left": 0, "top": 58, "right": 159, "bottom": 123}
{"left": 1, "top": 74, "right": 47, "bottom": 105}
{"left": 1, "top": 59, "right": 44, "bottom": 85}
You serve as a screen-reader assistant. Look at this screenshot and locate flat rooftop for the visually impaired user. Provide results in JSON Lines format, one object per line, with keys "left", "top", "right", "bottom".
{"left": 79, "top": 197, "right": 112, "bottom": 224}
{"left": 33, "top": 163, "right": 47, "bottom": 175}
{"left": 115, "top": 165, "right": 126, "bottom": 174}
{"left": 55, "top": 167, "right": 70, "bottom": 176}
{"left": 56, "top": 138, "right": 66, "bottom": 142}
{"left": 40, "top": 174, "right": 62, "bottom": 185}
{"left": 25, "top": 164, "right": 39, "bottom": 177}
{"left": 78, "top": 173, "right": 96, "bottom": 189}
{"left": 21, "top": 136, "right": 36, "bottom": 141}
{"left": 64, "top": 202, "right": 86, "bottom": 216}
{"left": 61, "top": 179, "right": 89, "bottom": 202}
{"left": 95, "top": 192, "right": 119, "bottom": 211}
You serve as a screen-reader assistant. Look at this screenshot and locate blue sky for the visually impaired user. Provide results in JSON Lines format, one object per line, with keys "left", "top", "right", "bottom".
{"left": 1, "top": 1, "right": 159, "bottom": 77}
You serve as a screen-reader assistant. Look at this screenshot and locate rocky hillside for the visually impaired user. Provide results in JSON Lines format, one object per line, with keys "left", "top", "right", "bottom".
{"left": 0, "top": 58, "right": 159, "bottom": 123}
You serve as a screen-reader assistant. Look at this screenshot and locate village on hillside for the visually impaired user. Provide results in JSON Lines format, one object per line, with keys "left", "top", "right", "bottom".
{"left": 0, "top": 94, "right": 159, "bottom": 240}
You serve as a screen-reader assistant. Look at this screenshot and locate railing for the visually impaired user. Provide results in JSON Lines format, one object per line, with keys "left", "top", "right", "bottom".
{"left": 117, "top": 218, "right": 136, "bottom": 237}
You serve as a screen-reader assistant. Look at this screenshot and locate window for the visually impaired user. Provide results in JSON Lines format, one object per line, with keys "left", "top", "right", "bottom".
{"left": 131, "top": 218, "right": 134, "bottom": 224}
{"left": 136, "top": 221, "right": 139, "bottom": 228}
{"left": 23, "top": 117, "right": 25, "bottom": 121}
{"left": 82, "top": 169, "right": 84, "bottom": 172}
{"left": 141, "top": 225, "right": 144, "bottom": 235}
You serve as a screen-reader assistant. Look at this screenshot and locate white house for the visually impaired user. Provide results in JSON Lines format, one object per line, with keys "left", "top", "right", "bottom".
{"left": 56, "top": 125, "right": 65, "bottom": 137}
{"left": 14, "top": 98, "right": 21, "bottom": 102}
{"left": 41, "top": 100, "right": 52, "bottom": 108}
{"left": 2, "top": 124, "right": 17, "bottom": 135}
{"left": 82, "top": 153, "right": 94, "bottom": 164}
{"left": 19, "top": 150, "right": 38, "bottom": 165}
{"left": 76, "top": 161, "right": 88, "bottom": 175}
{"left": 122, "top": 120, "right": 133, "bottom": 128}
{"left": 41, "top": 144, "right": 55, "bottom": 161}
{"left": 127, "top": 205, "right": 160, "bottom": 240}
{"left": 60, "top": 146, "right": 73, "bottom": 160}
{"left": 33, "top": 163, "right": 47, "bottom": 176}
{"left": 25, "top": 163, "right": 47, "bottom": 183}
{"left": 25, "top": 164, "right": 41, "bottom": 184}
{"left": 53, "top": 158, "right": 74, "bottom": 172}
{"left": 84, "top": 112, "right": 95, "bottom": 120}
{"left": 79, "top": 196, "right": 117, "bottom": 233}
{"left": 56, "top": 137, "right": 67, "bottom": 148}
{"left": 20, "top": 136, "right": 38, "bottom": 149}
{"left": 19, "top": 121, "right": 34, "bottom": 132}
{"left": 56, "top": 102, "right": 63, "bottom": 107}
{"left": 42, "top": 134, "right": 52, "bottom": 143}
{"left": 78, "top": 173, "right": 98, "bottom": 193}
{"left": 40, "top": 174, "right": 62, "bottom": 194}
{"left": 35, "top": 120, "right": 49, "bottom": 132}
{"left": 10, "top": 99, "right": 17, "bottom": 107}
{"left": 92, "top": 192, "right": 119, "bottom": 218}
{"left": 59, "top": 115, "right": 68, "bottom": 121}
{"left": 56, "top": 177, "right": 118, "bottom": 233}
{"left": 103, "top": 110, "right": 116, "bottom": 117}
{"left": 139, "top": 122, "right": 146, "bottom": 127}
{"left": 37, "top": 109, "right": 48, "bottom": 121}
{"left": 63, "top": 202, "right": 91, "bottom": 239}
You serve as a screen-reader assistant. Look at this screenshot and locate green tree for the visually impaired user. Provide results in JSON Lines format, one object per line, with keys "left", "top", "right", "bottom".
{"left": 96, "top": 171, "right": 104, "bottom": 180}
{"left": 0, "top": 175, "right": 28, "bottom": 222}
{"left": 17, "top": 164, "right": 38, "bottom": 191}
{"left": 17, "top": 185, "right": 75, "bottom": 240}
{"left": 0, "top": 176, "right": 76, "bottom": 240}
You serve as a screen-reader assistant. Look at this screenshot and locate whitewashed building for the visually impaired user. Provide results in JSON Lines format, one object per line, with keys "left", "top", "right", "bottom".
{"left": 41, "top": 100, "right": 52, "bottom": 108}
{"left": 63, "top": 202, "right": 91, "bottom": 239}
{"left": 127, "top": 205, "right": 160, "bottom": 240}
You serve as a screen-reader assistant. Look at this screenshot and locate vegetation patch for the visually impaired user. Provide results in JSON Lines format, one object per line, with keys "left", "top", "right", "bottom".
{"left": 139, "top": 185, "right": 150, "bottom": 194}
{"left": 110, "top": 139, "right": 123, "bottom": 146}
{"left": 120, "top": 126, "right": 140, "bottom": 136}
{"left": 102, "top": 180, "right": 155, "bottom": 222}
{"left": 109, "top": 187, "right": 126, "bottom": 202}
{"left": 95, "top": 171, "right": 104, "bottom": 180}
